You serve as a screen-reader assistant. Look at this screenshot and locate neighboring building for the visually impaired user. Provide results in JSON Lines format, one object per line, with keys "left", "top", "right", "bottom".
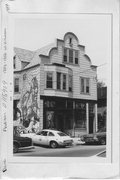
{"left": 97, "top": 87, "right": 107, "bottom": 130}
{"left": 13, "top": 32, "right": 98, "bottom": 136}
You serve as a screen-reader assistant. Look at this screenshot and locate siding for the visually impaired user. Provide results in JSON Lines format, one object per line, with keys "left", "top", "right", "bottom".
{"left": 48, "top": 33, "right": 97, "bottom": 100}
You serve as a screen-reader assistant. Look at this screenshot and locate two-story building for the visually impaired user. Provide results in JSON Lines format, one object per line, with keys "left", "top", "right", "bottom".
{"left": 13, "top": 32, "right": 97, "bottom": 136}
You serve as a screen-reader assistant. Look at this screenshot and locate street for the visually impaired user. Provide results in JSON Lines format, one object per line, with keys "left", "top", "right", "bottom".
{"left": 14, "top": 144, "right": 106, "bottom": 157}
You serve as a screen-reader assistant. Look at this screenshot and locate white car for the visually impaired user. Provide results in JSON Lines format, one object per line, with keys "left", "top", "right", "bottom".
{"left": 20, "top": 129, "right": 73, "bottom": 148}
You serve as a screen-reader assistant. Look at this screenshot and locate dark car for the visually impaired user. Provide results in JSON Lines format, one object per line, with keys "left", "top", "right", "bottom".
{"left": 13, "top": 126, "right": 33, "bottom": 153}
{"left": 80, "top": 127, "right": 106, "bottom": 145}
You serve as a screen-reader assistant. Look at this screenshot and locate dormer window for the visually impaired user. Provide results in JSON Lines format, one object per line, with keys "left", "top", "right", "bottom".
{"left": 63, "top": 47, "right": 79, "bottom": 65}
{"left": 69, "top": 37, "right": 72, "bottom": 46}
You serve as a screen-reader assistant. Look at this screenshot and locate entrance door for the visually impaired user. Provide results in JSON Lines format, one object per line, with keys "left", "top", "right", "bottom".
{"left": 89, "top": 115, "right": 94, "bottom": 134}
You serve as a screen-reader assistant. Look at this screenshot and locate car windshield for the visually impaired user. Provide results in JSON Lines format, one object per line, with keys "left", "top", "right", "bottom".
{"left": 57, "top": 132, "right": 68, "bottom": 136}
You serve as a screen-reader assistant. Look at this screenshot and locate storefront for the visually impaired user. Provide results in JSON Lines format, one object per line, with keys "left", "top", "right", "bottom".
{"left": 41, "top": 96, "right": 97, "bottom": 136}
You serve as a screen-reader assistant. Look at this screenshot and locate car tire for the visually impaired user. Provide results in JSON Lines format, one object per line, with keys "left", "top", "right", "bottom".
{"left": 50, "top": 141, "right": 58, "bottom": 148}
{"left": 13, "top": 144, "right": 19, "bottom": 153}
{"left": 100, "top": 138, "right": 106, "bottom": 145}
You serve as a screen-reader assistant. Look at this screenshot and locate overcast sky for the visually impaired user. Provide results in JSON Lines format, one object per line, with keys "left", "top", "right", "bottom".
{"left": 14, "top": 14, "right": 111, "bottom": 85}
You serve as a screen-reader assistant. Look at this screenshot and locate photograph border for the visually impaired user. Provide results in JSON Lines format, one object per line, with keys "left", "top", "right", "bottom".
{"left": 1, "top": 0, "right": 119, "bottom": 178}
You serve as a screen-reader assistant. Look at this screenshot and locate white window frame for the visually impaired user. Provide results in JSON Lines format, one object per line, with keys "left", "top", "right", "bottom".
{"left": 46, "top": 72, "right": 53, "bottom": 89}
{"left": 80, "top": 77, "right": 90, "bottom": 94}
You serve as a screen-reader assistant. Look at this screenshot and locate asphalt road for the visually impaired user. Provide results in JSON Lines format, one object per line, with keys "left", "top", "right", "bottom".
{"left": 14, "top": 144, "right": 106, "bottom": 157}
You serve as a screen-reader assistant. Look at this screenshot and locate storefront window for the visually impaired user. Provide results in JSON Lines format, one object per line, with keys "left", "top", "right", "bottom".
{"left": 67, "top": 100, "right": 73, "bottom": 109}
{"left": 46, "top": 111, "right": 55, "bottom": 129}
{"left": 75, "top": 102, "right": 86, "bottom": 129}
{"left": 44, "top": 100, "right": 55, "bottom": 108}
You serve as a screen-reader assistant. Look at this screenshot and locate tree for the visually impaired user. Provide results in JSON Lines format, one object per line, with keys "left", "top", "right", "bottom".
{"left": 97, "top": 80, "right": 106, "bottom": 88}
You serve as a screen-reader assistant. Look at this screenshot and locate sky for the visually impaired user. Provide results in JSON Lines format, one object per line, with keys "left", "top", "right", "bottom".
{"left": 14, "top": 14, "right": 111, "bottom": 85}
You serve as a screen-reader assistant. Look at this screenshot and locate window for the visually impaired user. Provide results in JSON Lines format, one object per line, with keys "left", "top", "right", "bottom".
{"left": 14, "top": 78, "right": 19, "bottom": 93}
{"left": 80, "top": 77, "right": 90, "bottom": 94}
{"left": 57, "top": 72, "right": 61, "bottom": 90}
{"left": 63, "top": 74, "right": 66, "bottom": 90}
{"left": 75, "top": 102, "right": 86, "bottom": 129}
{"left": 69, "top": 75, "right": 73, "bottom": 92}
{"left": 63, "top": 48, "right": 67, "bottom": 62}
{"left": 69, "top": 49, "right": 73, "bottom": 63}
{"left": 48, "top": 132, "right": 55, "bottom": 136}
{"left": 75, "top": 51, "right": 78, "bottom": 64}
{"left": 40, "top": 131, "right": 48, "bottom": 136}
{"left": 57, "top": 132, "right": 67, "bottom": 136}
{"left": 81, "top": 78, "right": 84, "bottom": 93}
{"left": 46, "top": 72, "right": 53, "bottom": 88}
{"left": 86, "top": 78, "right": 89, "bottom": 93}
{"left": 63, "top": 48, "right": 79, "bottom": 65}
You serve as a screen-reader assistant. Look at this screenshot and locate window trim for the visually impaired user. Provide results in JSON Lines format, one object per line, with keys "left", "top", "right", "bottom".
{"left": 62, "top": 73, "right": 67, "bottom": 91}
{"left": 46, "top": 71, "right": 53, "bottom": 89}
{"left": 57, "top": 72, "right": 62, "bottom": 90}
{"left": 63, "top": 47, "right": 79, "bottom": 65}
{"left": 80, "top": 77, "right": 90, "bottom": 95}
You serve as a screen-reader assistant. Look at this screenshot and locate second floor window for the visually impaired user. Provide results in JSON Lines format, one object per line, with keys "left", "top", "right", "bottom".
{"left": 14, "top": 78, "right": 19, "bottom": 93}
{"left": 57, "top": 72, "right": 61, "bottom": 90}
{"left": 80, "top": 77, "right": 90, "bottom": 94}
{"left": 46, "top": 72, "right": 53, "bottom": 88}
{"left": 63, "top": 74, "right": 66, "bottom": 90}
{"left": 68, "top": 75, "right": 73, "bottom": 92}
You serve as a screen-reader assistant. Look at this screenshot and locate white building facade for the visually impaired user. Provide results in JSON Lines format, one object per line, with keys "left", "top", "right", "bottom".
{"left": 14, "top": 32, "right": 97, "bottom": 136}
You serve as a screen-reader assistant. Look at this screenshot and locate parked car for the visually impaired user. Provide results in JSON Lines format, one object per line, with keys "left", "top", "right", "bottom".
{"left": 20, "top": 129, "right": 73, "bottom": 148}
{"left": 13, "top": 126, "right": 33, "bottom": 153}
{"left": 80, "top": 127, "right": 106, "bottom": 145}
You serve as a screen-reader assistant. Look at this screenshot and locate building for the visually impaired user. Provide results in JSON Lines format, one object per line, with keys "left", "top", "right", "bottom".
{"left": 13, "top": 32, "right": 98, "bottom": 136}
{"left": 97, "top": 87, "right": 107, "bottom": 130}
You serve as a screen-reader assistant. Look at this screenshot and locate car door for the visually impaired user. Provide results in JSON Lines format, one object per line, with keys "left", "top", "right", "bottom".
{"left": 34, "top": 131, "right": 48, "bottom": 145}
{"left": 39, "top": 131, "right": 48, "bottom": 145}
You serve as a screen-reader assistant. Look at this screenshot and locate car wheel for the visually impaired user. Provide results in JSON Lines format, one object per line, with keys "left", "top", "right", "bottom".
{"left": 100, "top": 138, "right": 106, "bottom": 145}
{"left": 13, "top": 144, "right": 19, "bottom": 153}
{"left": 50, "top": 141, "right": 58, "bottom": 148}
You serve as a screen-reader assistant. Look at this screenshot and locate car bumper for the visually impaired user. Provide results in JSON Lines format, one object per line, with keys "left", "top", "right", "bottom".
{"left": 84, "top": 138, "right": 99, "bottom": 143}
{"left": 58, "top": 141, "right": 73, "bottom": 146}
{"left": 19, "top": 146, "right": 35, "bottom": 150}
